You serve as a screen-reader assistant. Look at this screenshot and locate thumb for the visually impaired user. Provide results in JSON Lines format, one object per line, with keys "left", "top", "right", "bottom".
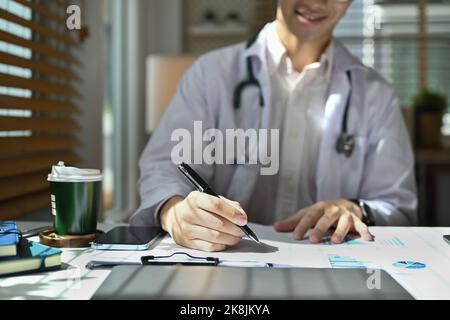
{"left": 274, "top": 213, "right": 302, "bottom": 232}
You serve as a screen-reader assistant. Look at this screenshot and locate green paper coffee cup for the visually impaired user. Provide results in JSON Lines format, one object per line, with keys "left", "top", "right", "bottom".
{"left": 48, "top": 161, "right": 103, "bottom": 235}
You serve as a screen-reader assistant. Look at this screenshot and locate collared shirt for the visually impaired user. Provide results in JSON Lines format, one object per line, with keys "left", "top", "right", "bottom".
{"left": 247, "top": 22, "right": 334, "bottom": 225}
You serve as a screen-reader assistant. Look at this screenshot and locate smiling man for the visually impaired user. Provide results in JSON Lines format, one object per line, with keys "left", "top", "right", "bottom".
{"left": 131, "top": 0, "right": 417, "bottom": 251}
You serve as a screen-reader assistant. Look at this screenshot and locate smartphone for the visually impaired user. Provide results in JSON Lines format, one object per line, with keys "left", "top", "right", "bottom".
{"left": 91, "top": 226, "right": 164, "bottom": 250}
{"left": 444, "top": 235, "right": 450, "bottom": 246}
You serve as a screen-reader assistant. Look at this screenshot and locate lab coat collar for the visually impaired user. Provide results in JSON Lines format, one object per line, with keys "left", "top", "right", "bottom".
{"left": 265, "top": 21, "right": 334, "bottom": 81}
{"left": 243, "top": 21, "right": 366, "bottom": 78}
{"left": 332, "top": 40, "right": 366, "bottom": 74}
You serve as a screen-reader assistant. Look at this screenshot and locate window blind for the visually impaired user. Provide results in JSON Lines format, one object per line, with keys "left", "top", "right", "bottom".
{"left": 335, "top": 0, "right": 450, "bottom": 111}
{"left": 0, "top": 0, "right": 81, "bottom": 219}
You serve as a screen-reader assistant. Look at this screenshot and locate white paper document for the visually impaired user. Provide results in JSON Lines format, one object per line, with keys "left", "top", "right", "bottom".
{"left": 84, "top": 224, "right": 450, "bottom": 299}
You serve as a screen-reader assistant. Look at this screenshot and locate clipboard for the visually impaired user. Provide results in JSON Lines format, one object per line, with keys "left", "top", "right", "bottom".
{"left": 141, "top": 252, "right": 219, "bottom": 266}
{"left": 85, "top": 252, "right": 219, "bottom": 269}
{"left": 86, "top": 252, "right": 273, "bottom": 269}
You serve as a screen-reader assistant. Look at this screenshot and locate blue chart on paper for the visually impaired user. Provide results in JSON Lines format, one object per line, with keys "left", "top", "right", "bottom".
{"left": 323, "top": 235, "right": 407, "bottom": 247}
{"left": 343, "top": 236, "right": 406, "bottom": 247}
{"left": 393, "top": 261, "right": 426, "bottom": 269}
{"left": 378, "top": 237, "right": 406, "bottom": 248}
{"left": 328, "top": 254, "right": 366, "bottom": 268}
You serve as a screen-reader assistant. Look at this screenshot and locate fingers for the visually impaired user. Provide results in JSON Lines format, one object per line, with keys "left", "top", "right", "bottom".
{"left": 310, "top": 206, "right": 341, "bottom": 243}
{"left": 166, "top": 192, "right": 247, "bottom": 252}
{"left": 220, "top": 196, "right": 243, "bottom": 211}
{"left": 191, "top": 191, "right": 247, "bottom": 226}
{"left": 171, "top": 220, "right": 239, "bottom": 252}
{"left": 353, "top": 218, "right": 374, "bottom": 241}
{"left": 284, "top": 200, "right": 374, "bottom": 245}
{"left": 291, "top": 202, "right": 328, "bottom": 240}
{"left": 183, "top": 224, "right": 242, "bottom": 246}
{"left": 274, "top": 210, "right": 305, "bottom": 232}
{"left": 203, "top": 210, "right": 246, "bottom": 238}
{"left": 189, "top": 239, "right": 227, "bottom": 252}
{"left": 331, "top": 212, "right": 352, "bottom": 244}
{"left": 184, "top": 207, "right": 245, "bottom": 238}
{"left": 293, "top": 210, "right": 322, "bottom": 240}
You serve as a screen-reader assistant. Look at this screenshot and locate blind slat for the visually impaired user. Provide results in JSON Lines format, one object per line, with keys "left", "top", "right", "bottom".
{"left": 0, "top": 30, "right": 80, "bottom": 65}
{"left": 0, "top": 9, "right": 78, "bottom": 47}
{"left": 0, "top": 116, "right": 79, "bottom": 132}
{"left": 0, "top": 191, "right": 50, "bottom": 220}
{"left": 13, "top": 0, "right": 67, "bottom": 26}
{"left": 335, "top": 2, "right": 450, "bottom": 108}
{"left": 0, "top": 0, "right": 83, "bottom": 219}
{"left": 0, "top": 172, "right": 49, "bottom": 201}
{"left": 0, "top": 73, "right": 81, "bottom": 97}
{"left": 0, "top": 152, "right": 80, "bottom": 178}
{"left": 0, "top": 52, "right": 80, "bottom": 81}
{"left": 0, "top": 136, "right": 81, "bottom": 155}
{"left": 0, "top": 94, "right": 79, "bottom": 113}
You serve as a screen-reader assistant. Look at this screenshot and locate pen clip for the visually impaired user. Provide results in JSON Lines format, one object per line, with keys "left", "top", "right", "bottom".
{"left": 178, "top": 163, "right": 219, "bottom": 197}
{"left": 177, "top": 164, "right": 204, "bottom": 192}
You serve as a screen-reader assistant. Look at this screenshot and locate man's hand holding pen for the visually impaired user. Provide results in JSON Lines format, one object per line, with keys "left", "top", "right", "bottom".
{"left": 159, "top": 192, "right": 248, "bottom": 252}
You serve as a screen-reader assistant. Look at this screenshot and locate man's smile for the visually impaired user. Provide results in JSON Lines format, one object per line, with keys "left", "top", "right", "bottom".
{"left": 294, "top": 7, "right": 328, "bottom": 25}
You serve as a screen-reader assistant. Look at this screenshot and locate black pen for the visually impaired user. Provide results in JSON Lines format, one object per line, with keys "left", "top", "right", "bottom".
{"left": 177, "top": 162, "right": 260, "bottom": 244}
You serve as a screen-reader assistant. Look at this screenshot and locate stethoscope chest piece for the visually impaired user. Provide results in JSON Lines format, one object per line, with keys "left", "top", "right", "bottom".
{"left": 336, "top": 132, "right": 355, "bottom": 158}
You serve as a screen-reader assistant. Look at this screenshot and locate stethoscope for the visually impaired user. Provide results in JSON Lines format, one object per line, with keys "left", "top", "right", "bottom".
{"left": 233, "top": 37, "right": 355, "bottom": 158}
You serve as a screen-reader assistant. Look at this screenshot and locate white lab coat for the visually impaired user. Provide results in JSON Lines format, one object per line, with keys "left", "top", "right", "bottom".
{"left": 130, "top": 24, "right": 418, "bottom": 227}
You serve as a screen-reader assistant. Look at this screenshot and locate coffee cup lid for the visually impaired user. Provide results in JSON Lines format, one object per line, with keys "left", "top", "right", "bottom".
{"left": 47, "top": 161, "right": 103, "bottom": 182}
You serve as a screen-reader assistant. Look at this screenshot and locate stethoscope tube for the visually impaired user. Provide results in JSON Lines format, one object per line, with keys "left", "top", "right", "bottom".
{"left": 233, "top": 57, "right": 265, "bottom": 110}
{"left": 233, "top": 44, "right": 355, "bottom": 158}
{"left": 335, "top": 71, "right": 355, "bottom": 158}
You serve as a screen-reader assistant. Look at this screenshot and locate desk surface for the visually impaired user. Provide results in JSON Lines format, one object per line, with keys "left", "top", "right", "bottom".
{"left": 0, "top": 221, "right": 120, "bottom": 300}
{"left": 1, "top": 222, "right": 450, "bottom": 300}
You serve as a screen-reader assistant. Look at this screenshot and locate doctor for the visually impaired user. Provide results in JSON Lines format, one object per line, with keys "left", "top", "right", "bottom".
{"left": 131, "top": 0, "right": 417, "bottom": 251}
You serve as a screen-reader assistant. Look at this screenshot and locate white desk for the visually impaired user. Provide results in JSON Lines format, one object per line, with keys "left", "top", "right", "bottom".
{"left": 1, "top": 222, "right": 450, "bottom": 300}
{"left": 0, "top": 221, "right": 120, "bottom": 300}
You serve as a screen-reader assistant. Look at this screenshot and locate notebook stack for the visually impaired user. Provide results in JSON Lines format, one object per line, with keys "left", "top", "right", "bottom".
{"left": 0, "top": 221, "right": 62, "bottom": 277}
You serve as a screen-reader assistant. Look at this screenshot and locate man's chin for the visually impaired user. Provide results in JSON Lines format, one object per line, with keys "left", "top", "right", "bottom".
{"left": 290, "top": 30, "right": 325, "bottom": 42}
